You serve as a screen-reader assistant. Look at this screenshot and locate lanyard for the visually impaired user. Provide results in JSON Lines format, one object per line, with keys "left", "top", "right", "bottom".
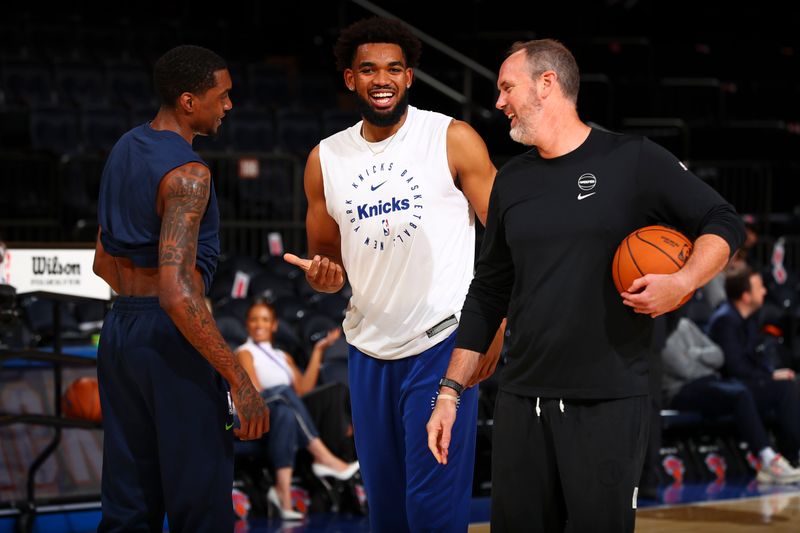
{"left": 253, "top": 342, "right": 294, "bottom": 383}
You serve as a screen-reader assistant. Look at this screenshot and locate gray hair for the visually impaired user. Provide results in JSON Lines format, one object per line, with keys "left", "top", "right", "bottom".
{"left": 507, "top": 39, "right": 580, "bottom": 103}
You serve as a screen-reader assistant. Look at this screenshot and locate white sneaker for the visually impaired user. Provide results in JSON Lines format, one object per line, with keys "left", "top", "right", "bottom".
{"left": 311, "top": 461, "right": 360, "bottom": 480}
{"left": 756, "top": 455, "right": 800, "bottom": 484}
{"left": 267, "top": 487, "right": 305, "bottom": 521}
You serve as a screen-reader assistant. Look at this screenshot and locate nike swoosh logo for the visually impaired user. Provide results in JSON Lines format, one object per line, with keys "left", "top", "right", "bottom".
{"left": 371, "top": 181, "right": 388, "bottom": 191}
{"left": 225, "top": 422, "right": 234, "bottom": 430}
{"left": 577, "top": 192, "right": 596, "bottom": 200}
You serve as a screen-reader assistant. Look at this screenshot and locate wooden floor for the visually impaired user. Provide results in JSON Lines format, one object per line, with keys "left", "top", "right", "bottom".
{"left": 9, "top": 490, "right": 797, "bottom": 532}
{"left": 467, "top": 490, "right": 800, "bottom": 532}
{"left": 636, "top": 491, "right": 800, "bottom": 532}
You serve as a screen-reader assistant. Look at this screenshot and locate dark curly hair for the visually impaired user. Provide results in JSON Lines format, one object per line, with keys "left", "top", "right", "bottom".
{"left": 153, "top": 45, "right": 228, "bottom": 106}
{"left": 334, "top": 17, "right": 422, "bottom": 71}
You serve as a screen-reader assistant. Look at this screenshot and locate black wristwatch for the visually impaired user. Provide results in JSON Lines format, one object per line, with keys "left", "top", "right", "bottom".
{"left": 438, "top": 377, "right": 464, "bottom": 396}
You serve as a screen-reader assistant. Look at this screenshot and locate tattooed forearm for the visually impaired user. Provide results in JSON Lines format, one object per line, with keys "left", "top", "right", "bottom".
{"left": 168, "top": 294, "right": 243, "bottom": 384}
{"left": 157, "top": 163, "right": 244, "bottom": 383}
{"left": 233, "top": 367, "right": 265, "bottom": 419}
{"left": 158, "top": 165, "right": 269, "bottom": 440}
{"left": 181, "top": 297, "right": 238, "bottom": 372}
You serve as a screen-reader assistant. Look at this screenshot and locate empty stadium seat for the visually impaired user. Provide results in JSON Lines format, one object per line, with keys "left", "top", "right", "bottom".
{"left": 321, "top": 108, "right": 361, "bottom": 138}
{"left": 236, "top": 157, "right": 296, "bottom": 219}
{"left": 248, "top": 272, "right": 296, "bottom": 303}
{"left": 216, "top": 314, "right": 249, "bottom": 349}
{"left": 107, "top": 66, "right": 154, "bottom": 108}
{"left": 248, "top": 64, "right": 292, "bottom": 109}
{"left": 272, "top": 295, "right": 309, "bottom": 325}
{"left": 276, "top": 109, "right": 320, "bottom": 157}
{"left": 227, "top": 108, "right": 275, "bottom": 152}
{"left": 54, "top": 65, "right": 108, "bottom": 108}
{"left": 29, "top": 107, "right": 81, "bottom": 154}
{"left": 81, "top": 106, "right": 130, "bottom": 153}
{"left": 298, "top": 313, "right": 338, "bottom": 352}
{"left": 2, "top": 64, "right": 55, "bottom": 107}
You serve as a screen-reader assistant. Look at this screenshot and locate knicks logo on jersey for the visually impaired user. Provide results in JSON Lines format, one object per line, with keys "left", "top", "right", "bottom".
{"left": 341, "top": 159, "right": 424, "bottom": 252}
{"left": 356, "top": 197, "right": 410, "bottom": 220}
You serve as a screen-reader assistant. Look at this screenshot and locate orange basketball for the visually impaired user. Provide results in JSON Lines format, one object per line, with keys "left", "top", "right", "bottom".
{"left": 62, "top": 377, "right": 102, "bottom": 422}
{"left": 612, "top": 225, "right": 694, "bottom": 309}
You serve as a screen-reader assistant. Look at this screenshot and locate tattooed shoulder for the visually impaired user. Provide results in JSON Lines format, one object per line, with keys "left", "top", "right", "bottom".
{"left": 158, "top": 163, "right": 211, "bottom": 269}
{"left": 165, "top": 163, "right": 210, "bottom": 200}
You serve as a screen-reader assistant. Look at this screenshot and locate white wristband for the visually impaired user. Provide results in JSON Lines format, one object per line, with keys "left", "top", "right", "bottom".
{"left": 437, "top": 393, "right": 459, "bottom": 402}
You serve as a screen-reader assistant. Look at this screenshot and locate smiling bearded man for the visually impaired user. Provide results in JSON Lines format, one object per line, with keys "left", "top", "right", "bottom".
{"left": 282, "top": 16, "right": 504, "bottom": 533}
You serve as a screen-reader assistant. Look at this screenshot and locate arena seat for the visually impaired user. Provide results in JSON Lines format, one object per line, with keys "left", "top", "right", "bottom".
{"left": 29, "top": 107, "right": 81, "bottom": 155}
{"left": 54, "top": 65, "right": 108, "bottom": 108}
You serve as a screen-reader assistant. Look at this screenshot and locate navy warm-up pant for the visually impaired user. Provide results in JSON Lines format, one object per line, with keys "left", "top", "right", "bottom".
{"left": 348, "top": 330, "right": 478, "bottom": 533}
{"left": 97, "top": 297, "right": 234, "bottom": 533}
{"left": 260, "top": 384, "right": 320, "bottom": 469}
{"left": 670, "top": 376, "right": 771, "bottom": 454}
{"left": 491, "top": 391, "right": 650, "bottom": 533}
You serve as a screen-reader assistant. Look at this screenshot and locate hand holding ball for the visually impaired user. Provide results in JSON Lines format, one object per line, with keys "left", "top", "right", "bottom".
{"left": 612, "top": 225, "right": 694, "bottom": 309}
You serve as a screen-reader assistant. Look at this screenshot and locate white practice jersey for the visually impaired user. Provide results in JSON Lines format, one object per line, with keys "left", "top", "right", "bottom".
{"left": 319, "top": 106, "right": 476, "bottom": 360}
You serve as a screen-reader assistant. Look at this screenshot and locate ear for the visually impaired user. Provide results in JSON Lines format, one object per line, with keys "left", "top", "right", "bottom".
{"left": 405, "top": 67, "right": 414, "bottom": 89}
{"left": 178, "top": 92, "right": 193, "bottom": 113}
{"left": 539, "top": 70, "right": 557, "bottom": 98}
{"left": 740, "top": 291, "right": 752, "bottom": 306}
{"left": 343, "top": 69, "right": 355, "bottom": 92}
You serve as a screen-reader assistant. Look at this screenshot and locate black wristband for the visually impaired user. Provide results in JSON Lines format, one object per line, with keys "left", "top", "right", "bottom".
{"left": 438, "top": 377, "right": 464, "bottom": 396}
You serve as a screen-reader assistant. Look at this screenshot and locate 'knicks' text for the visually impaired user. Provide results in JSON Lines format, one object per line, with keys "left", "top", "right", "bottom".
{"left": 357, "top": 197, "right": 410, "bottom": 220}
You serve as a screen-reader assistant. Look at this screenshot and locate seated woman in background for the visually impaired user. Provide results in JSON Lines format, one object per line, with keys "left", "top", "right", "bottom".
{"left": 235, "top": 299, "right": 359, "bottom": 520}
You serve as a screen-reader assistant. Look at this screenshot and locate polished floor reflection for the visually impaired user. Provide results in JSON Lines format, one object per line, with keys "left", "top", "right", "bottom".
{"left": 637, "top": 489, "right": 800, "bottom": 532}
{"left": 237, "top": 483, "right": 800, "bottom": 532}
{"left": 2, "top": 482, "right": 799, "bottom": 531}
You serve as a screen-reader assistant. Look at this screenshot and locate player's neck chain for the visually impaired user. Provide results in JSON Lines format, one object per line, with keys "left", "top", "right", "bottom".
{"left": 361, "top": 126, "right": 398, "bottom": 156}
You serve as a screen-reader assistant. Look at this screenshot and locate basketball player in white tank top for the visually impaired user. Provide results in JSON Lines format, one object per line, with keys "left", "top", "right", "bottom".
{"left": 284, "top": 17, "right": 503, "bottom": 532}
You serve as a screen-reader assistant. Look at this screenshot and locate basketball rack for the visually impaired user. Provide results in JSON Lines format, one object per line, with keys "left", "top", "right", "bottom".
{"left": 0, "top": 291, "right": 104, "bottom": 533}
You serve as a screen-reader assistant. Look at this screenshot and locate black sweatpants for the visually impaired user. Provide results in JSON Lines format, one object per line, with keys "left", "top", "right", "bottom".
{"left": 97, "top": 297, "right": 234, "bottom": 533}
{"left": 491, "top": 391, "right": 650, "bottom": 533}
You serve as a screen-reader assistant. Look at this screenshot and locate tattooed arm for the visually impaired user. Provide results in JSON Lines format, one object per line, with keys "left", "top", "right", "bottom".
{"left": 156, "top": 162, "right": 269, "bottom": 440}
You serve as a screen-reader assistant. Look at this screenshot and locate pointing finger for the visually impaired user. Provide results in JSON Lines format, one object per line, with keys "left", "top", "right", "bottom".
{"left": 283, "top": 253, "right": 312, "bottom": 271}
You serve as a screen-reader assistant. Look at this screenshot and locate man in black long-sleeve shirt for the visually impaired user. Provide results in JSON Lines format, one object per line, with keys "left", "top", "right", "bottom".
{"left": 426, "top": 39, "right": 745, "bottom": 532}
{"left": 708, "top": 263, "right": 800, "bottom": 465}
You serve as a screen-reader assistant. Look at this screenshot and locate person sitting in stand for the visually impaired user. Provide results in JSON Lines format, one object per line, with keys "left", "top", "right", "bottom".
{"left": 662, "top": 308, "right": 800, "bottom": 483}
{"left": 235, "top": 299, "right": 359, "bottom": 520}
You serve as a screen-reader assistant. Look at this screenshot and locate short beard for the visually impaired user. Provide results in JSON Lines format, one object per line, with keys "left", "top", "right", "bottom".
{"left": 354, "top": 90, "right": 409, "bottom": 128}
{"left": 509, "top": 125, "right": 532, "bottom": 146}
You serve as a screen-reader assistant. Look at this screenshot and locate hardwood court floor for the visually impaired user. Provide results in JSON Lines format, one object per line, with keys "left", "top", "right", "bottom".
{"left": 2, "top": 489, "right": 799, "bottom": 531}
{"left": 636, "top": 491, "right": 800, "bottom": 532}
{"left": 467, "top": 486, "right": 800, "bottom": 533}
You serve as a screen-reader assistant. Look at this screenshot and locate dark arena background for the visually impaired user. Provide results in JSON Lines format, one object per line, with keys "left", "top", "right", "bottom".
{"left": 1, "top": 1, "right": 800, "bottom": 531}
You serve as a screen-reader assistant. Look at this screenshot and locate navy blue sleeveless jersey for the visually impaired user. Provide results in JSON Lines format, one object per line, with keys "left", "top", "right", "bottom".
{"left": 97, "top": 123, "right": 220, "bottom": 293}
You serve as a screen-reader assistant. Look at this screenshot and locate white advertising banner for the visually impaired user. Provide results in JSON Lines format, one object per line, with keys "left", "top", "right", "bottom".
{"left": 2, "top": 249, "right": 111, "bottom": 300}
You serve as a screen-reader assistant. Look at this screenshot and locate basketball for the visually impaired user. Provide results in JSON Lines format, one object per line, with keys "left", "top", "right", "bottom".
{"left": 612, "top": 225, "right": 694, "bottom": 309}
{"left": 62, "top": 377, "right": 102, "bottom": 422}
